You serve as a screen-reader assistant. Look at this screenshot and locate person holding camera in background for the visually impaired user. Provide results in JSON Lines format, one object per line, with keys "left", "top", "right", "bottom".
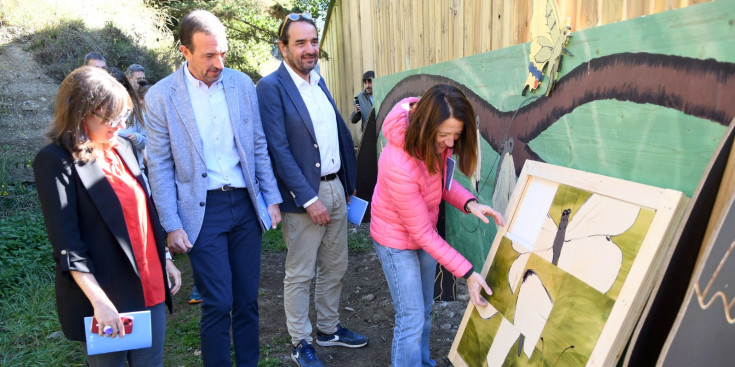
{"left": 350, "top": 70, "right": 374, "bottom": 133}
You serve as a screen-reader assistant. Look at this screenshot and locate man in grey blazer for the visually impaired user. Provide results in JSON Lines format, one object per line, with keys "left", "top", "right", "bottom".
{"left": 145, "top": 10, "right": 282, "bottom": 367}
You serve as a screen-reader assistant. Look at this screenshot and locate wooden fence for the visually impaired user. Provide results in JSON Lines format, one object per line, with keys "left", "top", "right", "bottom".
{"left": 319, "top": 0, "right": 711, "bottom": 143}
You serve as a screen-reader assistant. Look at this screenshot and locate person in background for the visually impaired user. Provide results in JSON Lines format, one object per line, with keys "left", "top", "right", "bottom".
{"left": 137, "top": 83, "right": 151, "bottom": 110}
{"left": 108, "top": 67, "right": 147, "bottom": 174}
{"left": 256, "top": 13, "right": 367, "bottom": 367}
{"left": 370, "top": 84, "right": 505, "bottom": 367}
{"left": 349, "top": 70, "right": 374, "bottom": 133}
{"left": 84, "top": 52, "right": 106, "bottom": 69}
{"left": 145, "top": 9, "right": 282, "bottom": 367}
{"left": 33, "top": 66, "right": 181, "bottom": 366}
{"left": 126, "top": 64, "right": 147, "bottom": 91}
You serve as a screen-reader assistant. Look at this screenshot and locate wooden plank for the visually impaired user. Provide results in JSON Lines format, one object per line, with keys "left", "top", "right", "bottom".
{"left": 559, "top": 0, "right": 576, "bottom": 36}
{"left": 702, "top": 137, "right": 735, "bottom": 250}
{"left": 491, "top": 0, "right": 503, "bottom": 50}
{"left": 319, "top": 0, "right": 706, "bottom": 115}
{"left": 466, "top": 0, "right": 480, "bottom": 56}
{"left": 515, "top": 0, "right": 529, "bottom": 44}
{"left": 623, "top": 119, "right": 735, "bottom": 366}
{"left": 409, "top": 0, "right": 418, "bottom": 69}
{"left": 390, "top": 0, "right": 398, "bottom": 74}
{"left": 440, "top": 2, "right": 449, "bottom": 62}
{"left": 657, "top": 125, "right": 735, "bottom": 365}
{"left": 426, "top": 0, "right": 434, "bottom": 64}
{"left": 359, "top": 0, "right": 375, "bottom": 74}
{"left": 480, "top": 0, "right": 492, "bottom": 53}
{"left": 602, "top": 0, "right": 624, "bottom": 24}
{"left": 502, "top": 0, "right": 513, "bottom": 48}
{"left": 459, "top": 0, "right": 466, "bottom": 59}
{"left": 625, "top": 0, "right": 646, "bottom": 19}
{"left": 578, "top": 0, "right": 600, "bottom": 30}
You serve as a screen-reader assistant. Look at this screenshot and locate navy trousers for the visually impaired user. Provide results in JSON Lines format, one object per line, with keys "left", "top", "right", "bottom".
{"left": 189, "top": 189, "right": 261, "bottom": 367}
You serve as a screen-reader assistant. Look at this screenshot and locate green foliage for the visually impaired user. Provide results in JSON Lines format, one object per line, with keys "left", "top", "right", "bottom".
{"left": 262, "top": 224, "right": 287, "bottom": 252}
{"left": 0, "top": 211, "right": 53, "bottom": 297}
{"left": 0, "top": 266, "right": 84, "bottom": 366}
{"left": 0, "top": 148, "right": 50, "bottom": 297}
{"left": 348, "top": 225, "right": 373, "bottom": 253}
{"left": 0, "top": 149, "right": 38, "bottom": 215}
{"left": 3, "top": 0, "right": 179, "bottom": 83}
{"left": 28, "top": 19, "right": 178, "bottom": 83}
{"left": 156, "top": 0, "right": 330, "bottom": 81}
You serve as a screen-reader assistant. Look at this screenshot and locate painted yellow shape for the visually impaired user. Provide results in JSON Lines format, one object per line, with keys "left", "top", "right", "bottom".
{"left": 523, "top": 0, "right": 572, "bottom": 96}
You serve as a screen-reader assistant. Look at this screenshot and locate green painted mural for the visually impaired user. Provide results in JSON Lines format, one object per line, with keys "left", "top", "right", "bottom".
{"left": 371, "top": 1, "right": 735, "bottom": 271}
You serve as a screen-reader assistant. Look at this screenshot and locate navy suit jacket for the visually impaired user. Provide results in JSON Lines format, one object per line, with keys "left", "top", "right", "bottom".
{"left": 257, "top": 63, "right": 356, "bottom": 213}
{"left": 33, "top": 138, "right": 172, "bottom": 341}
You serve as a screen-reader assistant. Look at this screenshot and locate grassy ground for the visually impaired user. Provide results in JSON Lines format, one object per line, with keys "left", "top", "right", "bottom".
{"left": 0, "top": 206, "right": 373, "bottom": 367}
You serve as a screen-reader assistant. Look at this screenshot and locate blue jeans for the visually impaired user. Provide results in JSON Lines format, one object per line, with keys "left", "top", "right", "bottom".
{"left": 84, "top": 302, "right": 166, "bottom": 367}
{"left": 373, "top": 241, "right": 437, "bottom": 367}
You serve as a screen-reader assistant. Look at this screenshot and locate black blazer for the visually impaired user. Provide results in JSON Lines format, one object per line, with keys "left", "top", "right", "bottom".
{"left": 33, "top": 137, "right": 172, "bottom": 341}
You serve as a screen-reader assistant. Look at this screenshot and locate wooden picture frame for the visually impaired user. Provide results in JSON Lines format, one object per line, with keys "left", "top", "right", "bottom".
{"left": 449, "top": 161, "right": 686, "bottom": 367}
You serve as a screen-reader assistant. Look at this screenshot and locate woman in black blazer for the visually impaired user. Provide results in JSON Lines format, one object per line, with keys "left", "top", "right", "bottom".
{"left": 33, "top": 66, "right": 181, "bottom": 366}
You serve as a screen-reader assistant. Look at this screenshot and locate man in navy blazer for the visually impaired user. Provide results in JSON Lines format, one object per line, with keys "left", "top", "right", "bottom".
{"left": 257, "top": 14, "right": 367, "bottom": 367}
{"left": 145, "top": 10, "right": 282, "bottom": 367}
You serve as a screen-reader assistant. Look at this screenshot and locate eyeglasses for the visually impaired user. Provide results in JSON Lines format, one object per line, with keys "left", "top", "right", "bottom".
{"left": 91, "top": 109, "right": 131, "bottom": 128}
{"left": 278, "top": 13, "right": 312, "bottom": 38}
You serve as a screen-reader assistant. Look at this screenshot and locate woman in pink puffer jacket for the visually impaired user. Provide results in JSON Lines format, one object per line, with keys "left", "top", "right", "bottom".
{"left": 370, "top": 84, "right": 505, "bottom": 366}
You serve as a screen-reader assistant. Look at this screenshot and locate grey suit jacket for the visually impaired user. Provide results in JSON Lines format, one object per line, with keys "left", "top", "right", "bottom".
{"left": 145, "top": 65, "right": 282, "bottom": 243}
{"left": 350, "top": 89, "right": 373, "bottom": 132}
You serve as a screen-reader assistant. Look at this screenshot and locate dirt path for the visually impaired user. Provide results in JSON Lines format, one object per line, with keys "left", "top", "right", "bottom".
{"left": 257, "top": 240, "right": 470, "bottom": 366}
{"left": 0, "top": 26, "right": 59, "bottom": 182}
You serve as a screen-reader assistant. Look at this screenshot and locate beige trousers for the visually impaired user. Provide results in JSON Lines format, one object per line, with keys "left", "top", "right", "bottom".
{"left": 282, "top": 179, "right": 348, "bottom": 345}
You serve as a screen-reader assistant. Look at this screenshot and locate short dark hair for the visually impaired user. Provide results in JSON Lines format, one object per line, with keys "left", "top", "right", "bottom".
{"left": 362, "top": 70, "right": 375, "bottom": 81}
{"left": 84, "top": 52, "right": 105, "bottom": 65}
{"left": 277, "top": 16, "right": 317, "bottom": 45}
{"left": 179, "top": 9, "right": 226, "bottom": 52}
{"left": 125, "top": 64, "right": 145, "bottom": 77}
{"left": 404, "top": 84, "right": 478, "bottom": 176}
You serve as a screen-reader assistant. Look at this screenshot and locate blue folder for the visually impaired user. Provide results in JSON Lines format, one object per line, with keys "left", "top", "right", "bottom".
{"left": 84, "top": 310, "right": 152, "bottom": 355}
{"left": 347, "top": 195, "right": 369, "bottom": 225}
{"left": 257, "top": 192, "right": 272, "bottom": 230}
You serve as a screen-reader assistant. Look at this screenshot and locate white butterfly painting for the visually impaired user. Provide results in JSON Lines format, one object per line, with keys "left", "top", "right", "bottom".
{"left": 484, "top": 192, "right": 641, "bottom": 366}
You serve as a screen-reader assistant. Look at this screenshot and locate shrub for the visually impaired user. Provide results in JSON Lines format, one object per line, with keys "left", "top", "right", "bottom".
{"left": 29, "top": 20, "right": 178, "bottom": 83}
{"left": 0, "top": 211, "right": 53, "bottom": 297}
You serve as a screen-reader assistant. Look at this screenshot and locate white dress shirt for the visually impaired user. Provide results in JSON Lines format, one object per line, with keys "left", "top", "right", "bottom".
{"left": 283, "top": 62, "right": 341, "bottom": 207}
{"left": 183, "top": 63, "right": 247, "bottom": 190}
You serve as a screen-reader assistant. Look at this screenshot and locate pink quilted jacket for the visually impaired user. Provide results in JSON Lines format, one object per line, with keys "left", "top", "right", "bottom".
{"left": 370, "top": 97, "right": 476, "bottom": 278}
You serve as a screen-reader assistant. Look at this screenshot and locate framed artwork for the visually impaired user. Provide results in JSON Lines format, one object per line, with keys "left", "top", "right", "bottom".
{"left": 449, "top": 161, "right": 686, "bottom": 366}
